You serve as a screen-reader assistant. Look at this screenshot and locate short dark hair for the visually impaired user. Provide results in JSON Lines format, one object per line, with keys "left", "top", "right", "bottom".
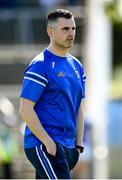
{"left": 46, "top": 9, "right": 73, "bottom": 26}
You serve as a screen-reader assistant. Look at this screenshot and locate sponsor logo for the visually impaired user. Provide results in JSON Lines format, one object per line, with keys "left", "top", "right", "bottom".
{"left": 57, "top": 72, "right": 65, "bottom": 77}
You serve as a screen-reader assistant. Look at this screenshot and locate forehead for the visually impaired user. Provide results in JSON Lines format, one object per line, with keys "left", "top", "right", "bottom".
{"left": 56, "top": 17, "right": 76, "bottom": 27}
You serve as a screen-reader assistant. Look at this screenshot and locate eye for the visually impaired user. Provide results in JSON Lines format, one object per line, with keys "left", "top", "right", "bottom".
{"left": 72, "top": 27, "right": 76, "bottom": 30}
{"left": 62, "top": 27, "right": 70, "bottom": 31}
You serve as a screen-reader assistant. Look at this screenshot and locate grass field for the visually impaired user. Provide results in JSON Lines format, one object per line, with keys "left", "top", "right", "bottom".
{"left": 110, "top": 67, "right": 122, "bottom": 99}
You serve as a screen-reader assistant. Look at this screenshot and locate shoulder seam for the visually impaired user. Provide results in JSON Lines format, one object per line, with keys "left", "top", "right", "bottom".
{"left": 28, "top": 51, "right": 45, "bottom": 67}
{"left": 32, "top": 52, "right": 44, "bottom": 62}
{"left": 68, "top": 54, "right": 83, "bottom": 67}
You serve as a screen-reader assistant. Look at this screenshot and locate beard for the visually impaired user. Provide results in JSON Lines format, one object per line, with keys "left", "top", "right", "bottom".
{"left": 65, "top": 39, "right": 74, "bottom": 48}
{"left": 54, "top": 37, "right": 74, "bottom": 50}
{"left": 59, "top": 39, "right": 74, "bottom": 49}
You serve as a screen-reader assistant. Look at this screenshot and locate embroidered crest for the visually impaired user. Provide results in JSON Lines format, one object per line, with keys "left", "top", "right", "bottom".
{"left": 75, "top": 70, "right": 80, "bottom": 79}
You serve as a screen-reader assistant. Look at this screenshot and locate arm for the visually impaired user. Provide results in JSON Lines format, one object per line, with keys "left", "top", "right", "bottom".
{"left": 76, "top": 101, "right": 84, "bottom": 148}
{"left": 19, "top": 98, "right": 56, "bottom": 156}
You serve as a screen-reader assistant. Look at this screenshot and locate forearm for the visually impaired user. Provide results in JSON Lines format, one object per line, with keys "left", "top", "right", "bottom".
{"left": 19, "top": 102, "right": 52, "bottom": 147}
{"left": 76, "top": 102, "right": 84, "bottom": 146}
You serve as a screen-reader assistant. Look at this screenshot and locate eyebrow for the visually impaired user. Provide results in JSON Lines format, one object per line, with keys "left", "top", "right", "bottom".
{"left": 62, "top": 26, "right": 76, "bottom": 30}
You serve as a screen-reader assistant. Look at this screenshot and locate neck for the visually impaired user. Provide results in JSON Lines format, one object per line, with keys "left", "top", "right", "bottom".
{"left": 47, "top": 43, "right": 68, "bottom": 57}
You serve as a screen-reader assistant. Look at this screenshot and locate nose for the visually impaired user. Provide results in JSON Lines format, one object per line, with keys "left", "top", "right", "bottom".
{"left": 69, "top": 29, "right": 75, "bottom": 37}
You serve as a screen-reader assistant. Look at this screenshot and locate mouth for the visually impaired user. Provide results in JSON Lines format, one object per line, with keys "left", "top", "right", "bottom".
{"left": 67, "top": 39, "right": 73, "bottom": 42}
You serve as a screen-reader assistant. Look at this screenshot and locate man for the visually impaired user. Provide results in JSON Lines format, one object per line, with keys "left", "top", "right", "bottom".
{"left": 19, "top": 9, "right": 86, "bottom": 179}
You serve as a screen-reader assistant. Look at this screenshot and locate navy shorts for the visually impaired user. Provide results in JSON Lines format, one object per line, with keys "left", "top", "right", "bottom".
{"left": 24, "top": 142, "right": 79, "bottom": 179}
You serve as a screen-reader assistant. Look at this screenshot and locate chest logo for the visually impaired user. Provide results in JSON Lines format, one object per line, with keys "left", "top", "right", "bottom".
{"left": 75, "top": 70, "right": 80, "bottom": 79}
{"left": 57, "top": 72, "right": 65, "bottom": 77}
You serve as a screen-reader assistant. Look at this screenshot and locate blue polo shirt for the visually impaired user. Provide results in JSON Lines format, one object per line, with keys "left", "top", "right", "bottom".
{"left": 20, "top": 49, "right": 86, "bottom": 148}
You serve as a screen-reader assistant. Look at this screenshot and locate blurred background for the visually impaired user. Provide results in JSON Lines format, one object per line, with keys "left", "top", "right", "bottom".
{"left": 0, "top": 0, "right": 122, "bottom": 179}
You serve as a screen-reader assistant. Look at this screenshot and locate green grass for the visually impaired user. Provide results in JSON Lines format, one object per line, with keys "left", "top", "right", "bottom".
{"left": 110, "top": 67, "right": 122, "bottom": 99}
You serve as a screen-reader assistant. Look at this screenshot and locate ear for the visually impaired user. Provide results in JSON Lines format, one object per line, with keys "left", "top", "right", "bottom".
{"left": 47, "top": 26, "right": 54, "bottom": 38}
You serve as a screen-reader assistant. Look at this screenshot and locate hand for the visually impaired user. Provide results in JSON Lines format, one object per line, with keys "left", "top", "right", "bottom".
{"left": 45, "top": 139, "right": 57, "bottom": 157}
{"left": 77, "top": 148, "right": 81, "bottom": 155}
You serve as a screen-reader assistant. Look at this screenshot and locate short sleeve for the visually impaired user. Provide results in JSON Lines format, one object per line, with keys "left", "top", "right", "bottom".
{"left": 20, "top": 62, "right": 48, "bottom": 102}
{"left": 80, "top": 65, "right": 86, "bottom": 99}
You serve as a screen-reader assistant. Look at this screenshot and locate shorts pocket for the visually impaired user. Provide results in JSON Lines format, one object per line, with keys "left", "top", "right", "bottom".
{"left": 42, "top": 142, "right": 61, "bottom": 158}
{"left": 70, "top": 148, "right": 80, "bottom": 170}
